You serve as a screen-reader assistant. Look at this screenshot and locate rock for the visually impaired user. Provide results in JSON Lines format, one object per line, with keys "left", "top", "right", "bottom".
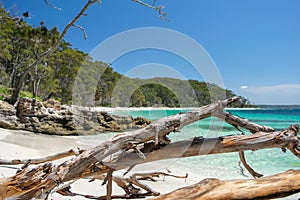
{"left": 0, "top": 115, "right": 19, "bottom": 129}
{"left": 0, "top": 97, "right": 152, "bottom": 135}
{"left": 0, "top": 100, "right": 16, "bottom": 116}
{"left": 134, "top": 117, "right": 152, "bottom": 126}
{"left": 0, "top": 100, "right": 19, "bottom": 129}
{"left": 16, "top": 97, "right": 46, "bottom": 118}
{"left": 43, "top": 99, "right": 62, "bottom": 111}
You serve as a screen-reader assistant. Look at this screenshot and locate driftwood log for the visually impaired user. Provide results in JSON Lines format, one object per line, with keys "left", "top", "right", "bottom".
{"left": 0, "top": 96, "right": 299, "bottom": 199}
{"left": 151, "top": 170, "right": 300, "bottom": 200}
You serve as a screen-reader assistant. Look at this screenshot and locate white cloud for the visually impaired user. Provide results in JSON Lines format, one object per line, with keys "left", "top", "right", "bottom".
{"left": 238, "top": 84, "right": 300, "bottom": 104}
{"left": 246, "top": 84, "right": 300, "bottom": 93}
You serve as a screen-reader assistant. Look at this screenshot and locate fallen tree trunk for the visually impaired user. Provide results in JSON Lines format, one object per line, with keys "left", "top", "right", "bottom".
{"left": 0, "top": 97, "right": 299, "bottom": 199}
{"left": 151, "top": 169, "right": 300, "bottom": 200}
{"left": 108, "top": 124, "right": 299, "bottom": 170}
{"left": 0, "top": 97, "right": 237, "bottom": 199}
{"left": 1, "top": 126, "right": 299, "bottom": 199}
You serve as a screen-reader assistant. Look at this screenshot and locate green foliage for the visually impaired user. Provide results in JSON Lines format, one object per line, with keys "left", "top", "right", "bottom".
{"left": 19, "top": 91, "right": 42, "bottom": 101}
{"left": 0, "top": 6, "right": 252, "bottom": 108}
{"left": 0, "top": 85, "right": 10, "bottom": 100}
{"left": 130, "top": 88, "right": 145, "bottom": 107}
{"left": 132, "top": 83, "right": 179, "bottom": 107}
{"left": 0, "top": 85, "right": 42, "bottom": 101}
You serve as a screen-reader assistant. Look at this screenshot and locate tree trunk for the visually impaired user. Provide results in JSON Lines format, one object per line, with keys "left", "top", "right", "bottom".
{"left": 0, "top": 97, "right": 299, "bottom": 199}
{"left": 151, "top": 170, "right": 300, "bottom": 200}
{"left": 9, "top": 71, "right": 28, "bottom": 105}
{"left": 7, "top": 0, "right": 98, "bottom": 105}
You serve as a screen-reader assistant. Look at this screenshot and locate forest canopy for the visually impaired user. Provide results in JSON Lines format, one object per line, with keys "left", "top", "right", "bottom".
{"left": 0, "top": 6, "right": 252, "bottom": 108}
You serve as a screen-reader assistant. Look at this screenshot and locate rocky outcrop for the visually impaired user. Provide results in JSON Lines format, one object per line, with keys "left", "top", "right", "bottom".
{"left": 0, "top": 100, "right": 19, "bottom": 129}
{"left": 43, "top": 99, "right": 62, "bottom": 111}
{"left": 0, "top": 98, "right": 151, "bottom": 135}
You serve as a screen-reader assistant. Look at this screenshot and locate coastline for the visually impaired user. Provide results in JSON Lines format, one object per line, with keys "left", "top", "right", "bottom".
{"left": 89, "top": 106, "right": 261, "bottom": 113}
{"left": 1, "top": 128, "right": 299, "bottom": 200}
{"left": 0, "top": 128, "right": 194, "bottom": 199}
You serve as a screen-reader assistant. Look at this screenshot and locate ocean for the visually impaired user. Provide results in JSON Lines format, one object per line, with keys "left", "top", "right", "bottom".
{"left": 80, "top": 108, "right": 300, "bottom": 199}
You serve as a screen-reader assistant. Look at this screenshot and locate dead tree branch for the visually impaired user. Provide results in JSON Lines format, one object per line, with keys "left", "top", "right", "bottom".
{"left": 43, "top": 0, "right": 62, "bottom": 10}
{"left": 58, "top": 171, "right": 187, "bottom": 199}
{"left": 0, "top": 149, "right": 84, "bottom": 165}
{"left": 0, "top": 97, "right": 299, "bottom": 199}
{"left": 213, "top": 110, "right": 274, "bottom": 178}
{"left": 238, "top": 150, "right": 263, "bottom": 178}
{"left": 72, "top": 24, "right": 88, "bottom": 39}
{"left": 0, "top": 97, "right": 237, "bottom": 199}
{"left": 109, "top": 125, "right": 299, "bottom": 171}
{"left": 151, "top": 170, "right": 300, "bottom": 200}
{"left": 214, "top": 111, "right": 275, "bottom": 133}
{"left": 131, "top": 0, "right": 167, "bottom": 20}
{"left": 34, "top": 0, "right": 98, "bottom": 63}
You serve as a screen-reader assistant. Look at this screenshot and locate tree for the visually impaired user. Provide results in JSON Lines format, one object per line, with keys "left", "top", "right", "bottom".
{"left": 1, "top": 0, "right": 98, "bottom": 104}
{"left": 0, "top": 1, "right": 253, "bottom": 108}
{"left": 0, "top": 97, "right": 299, "bottom": 199}
{"left": 0, "top": 0, "right": 169, "bottom": 105}
{"left": 47, "top": 43, "right": 87, "bottom": 104}
{"left": 130, "top": 88, "right": 146, "bottom": 107}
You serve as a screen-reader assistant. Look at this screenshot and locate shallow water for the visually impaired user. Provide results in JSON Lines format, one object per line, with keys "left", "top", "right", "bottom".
{"left": 80, "top": 108, "right": 300, "bottom": 199}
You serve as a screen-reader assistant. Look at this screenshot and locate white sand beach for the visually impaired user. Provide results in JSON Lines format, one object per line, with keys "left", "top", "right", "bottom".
{"left": 0, "top": 128, "right": 194, "bottom": 199}
{"left": 88, "top": 106, "right": 261, "bottom": 113}
{"left": 1, "top": 129, "right": 299, "bottom": 200}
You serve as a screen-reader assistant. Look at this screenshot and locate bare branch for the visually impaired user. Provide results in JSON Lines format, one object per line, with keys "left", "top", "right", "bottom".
{"left": 237, "top": 161, "right": 249, "bottom": 177}
{"left": 1, "top": 97, "right": 299, "bottom": 199}
{"left": 43, "top": 0, "right": 62, "bottom": 11}
{"left": 214, "top": 111, "right": 275, "bottom": 133}
{"left": 238, "top": 150, "right": 263, "bottom": 178}
{"left": 109, "top": 125, "right": 299, "bottom": 171}
{"left": 131, "top": 0, "right": 167, "bottom": 20}
{"left": 106, "top": 169, "right": 114, "bottom": 200}
{"left": 133, "top": 172, "right": 188, "bottom": 181}
{"left": 0, "top": 149, "right": 84, "bottom": 165}
{"left": 36, "top": 0, "right": 98, "bottom": 61}
{"left": 72, "top": 24, "right": 88, "bottom": 39}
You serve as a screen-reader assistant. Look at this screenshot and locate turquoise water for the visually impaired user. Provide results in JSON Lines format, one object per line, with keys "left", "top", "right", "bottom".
{"left": 82, "top": 108, "right": 300, "bottom": 199}
{"left": 110, "top": 108, "right": 300, "bottom": 178}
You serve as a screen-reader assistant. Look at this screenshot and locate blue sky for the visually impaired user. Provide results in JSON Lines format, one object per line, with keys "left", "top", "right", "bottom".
{"left": 4, "top": 0, "right": 300, "bottom": 104}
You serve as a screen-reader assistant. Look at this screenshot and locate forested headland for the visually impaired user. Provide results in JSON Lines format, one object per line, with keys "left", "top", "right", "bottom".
{"left": 0, "top": 7, "right": 252, "bottom": 108}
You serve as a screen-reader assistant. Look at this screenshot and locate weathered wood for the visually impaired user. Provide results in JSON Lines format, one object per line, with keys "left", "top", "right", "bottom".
{"left": 107, "top": 170, "right": 113, "bottom": 200}
{"left": 2, "top": 125, "right": 296, "bottom": 198}
{"left": 109, "top": 125, "right": 299, "bottom": 170}
{"left": 0, "top": 149, "right": 83, "bottom": 165}
{"left": 0, "top": 97, "right": 238, "bottom": 199}
{"left": 58, "top": 172, "right": 187, "bottom": 199}
{"left": 214, "top": 111, "right": 275, "bottom": 133}
{"left": 0, "top": 97, "right": 299, "bottom": 199}
{"left": 151, "top": 169, "right": 300, "bottom": 200}
{"left": 213, "top": 110, "right": 275, "bottom": 178}
{"left": 238, "top": 150, "right": 263, "bottom": 178}
{"left": 60, "top": 97, "right": 240, "bottom": 182}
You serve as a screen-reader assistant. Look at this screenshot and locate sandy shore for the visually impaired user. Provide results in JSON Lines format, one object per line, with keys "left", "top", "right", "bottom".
{"left": 1, "top": 128, "right": 298, "bottom": 200}
{"left": 85, "top": 106, "right": 260, "bottom": 113}
{"left": 0, "top": 128, "right": 194, "bottom": 199}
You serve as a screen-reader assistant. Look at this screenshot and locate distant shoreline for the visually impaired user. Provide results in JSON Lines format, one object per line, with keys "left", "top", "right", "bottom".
{"left": 256, "top": 105, "right": 300, "bottom": 109}
{"left": 76, "top": 105, "right": 300, "bottom": 113}
{"left": 77, "top": 106, "right": 262, "bottom": 113}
